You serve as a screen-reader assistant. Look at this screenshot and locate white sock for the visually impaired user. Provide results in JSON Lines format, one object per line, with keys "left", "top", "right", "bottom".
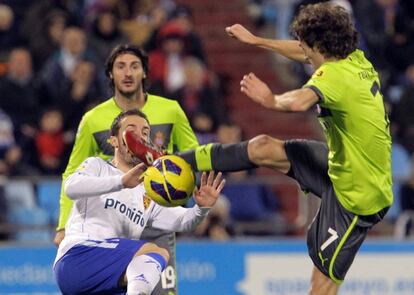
{"left": 126, "top": 254, "right": 164, "bottom": 295}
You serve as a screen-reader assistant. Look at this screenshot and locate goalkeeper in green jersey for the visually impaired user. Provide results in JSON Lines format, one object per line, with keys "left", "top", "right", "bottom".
{"left": 54, "top": 44, "right": 198, "bottom": 295}
{"left": 129, "top": 3, "right": 392, "bottom": 295}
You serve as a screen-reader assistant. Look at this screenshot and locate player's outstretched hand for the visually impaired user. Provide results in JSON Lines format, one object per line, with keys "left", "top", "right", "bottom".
{"left": 225, "top": 24, "right": 257, "bottom": 45}
{"left": 240, "top": 73, "right": 275, "bottom": 109}
{"left": 194, "top": 171, "right": 226, "bottom": 208}
{"left": 122, "top": 162, "right": 147, "bottom": 188}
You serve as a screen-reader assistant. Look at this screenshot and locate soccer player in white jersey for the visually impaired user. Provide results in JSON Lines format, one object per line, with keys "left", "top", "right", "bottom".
{"left": 53, "top": 109, "right": 225, "bottom": 295}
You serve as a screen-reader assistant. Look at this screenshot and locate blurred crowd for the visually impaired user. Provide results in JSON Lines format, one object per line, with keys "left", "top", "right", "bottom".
{"left": 0, "top": 0, "right": 229, "bottom": 177}
{"left": 1, "top": 0, "right": 414, "bottom": 241}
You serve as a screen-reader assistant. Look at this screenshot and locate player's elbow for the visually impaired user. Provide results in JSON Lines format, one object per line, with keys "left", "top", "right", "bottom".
{"left": 64, "top": 177, "right": 81, "bottom": 200}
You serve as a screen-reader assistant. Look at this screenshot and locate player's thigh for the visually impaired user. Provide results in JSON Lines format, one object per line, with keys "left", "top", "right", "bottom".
{"left": 54, "top": 238, "right": 145, "bottom": 294}
{"left": 141, "top": 228, "right": 177, "bottom": 295}
{"left": 284, "top": 139, "right": 329, "bottom": 197}
{"left": 248, "top": 134, "right": 290, "bottom": 173}
{"left": 307, "top": 187, "right": 373, "bottom": 284}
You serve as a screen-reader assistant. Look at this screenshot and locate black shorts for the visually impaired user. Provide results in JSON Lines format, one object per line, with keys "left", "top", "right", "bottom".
{"left": 285, "top": 139, "right": 388, "bottom": 283}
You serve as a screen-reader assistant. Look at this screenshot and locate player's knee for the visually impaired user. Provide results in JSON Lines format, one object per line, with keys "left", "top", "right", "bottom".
{"left": 248, "top": 135, "right": 282, "bottom": 164}
{"left": 248, "top": 135, "right": 290, "bottom": 172}
{"left": 139, "top": 242, "right": 170, "bottom": 262}
{"left": 156, "top": 246, "right": 170, "bottom": 263}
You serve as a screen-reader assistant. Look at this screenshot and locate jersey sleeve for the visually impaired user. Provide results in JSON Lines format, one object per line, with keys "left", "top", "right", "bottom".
{"left": 57, "top": 116, "right": 99, "bottom": 230}
{"left": 304, "top": 66, "right": 345, "bottom": 110}
{"left": 64, "top": 157, "right": 123, "bottom": 200}
{"left": 171, "top": 102, "right": 199, "bottom": 152}
{"left": 148, "top": 204, "right": 210, "bottom": 232}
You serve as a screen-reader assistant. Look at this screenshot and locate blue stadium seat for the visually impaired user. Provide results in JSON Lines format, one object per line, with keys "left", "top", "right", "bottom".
{"left": 8, "top": 207, "right": 52, "bottom": 243}
{"left": 221, "top": 183, "right": 279, "bottom": 221}
{"left": 4, "top": 180, "right": 36, "bottom": 210}
{"left": 36, "top": 180, "right": 61, "bottom": 225}
{"left": 222, "top": 183, "right": 277, "bottom": 221}
{"left": 221, "top": 182, "right": 287, "bottom": 236}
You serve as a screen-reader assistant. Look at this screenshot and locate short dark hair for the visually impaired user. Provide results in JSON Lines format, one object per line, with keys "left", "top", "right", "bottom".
{"left": 290, "top": 3, "right": 358, "bottom": 59}
{"left": 110, "top": 109, "right": 148, "bottom": 136}
{"left": 105, "top": 44, "right": 150, "bottom": 92}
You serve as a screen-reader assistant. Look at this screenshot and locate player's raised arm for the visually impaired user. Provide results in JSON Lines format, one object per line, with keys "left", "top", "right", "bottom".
{"left": 240, "top": 73, "right": 319, "bottom": 111}
{"left": 193, "top": 171, "right": 225, "bottom": 208}
{"left": 225, "top": 24, "right": 307, "bottom": 63}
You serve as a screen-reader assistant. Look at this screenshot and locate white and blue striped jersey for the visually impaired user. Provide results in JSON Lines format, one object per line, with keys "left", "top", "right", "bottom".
{"left": 55, "top": 157, "right": 209, "bottom": 264}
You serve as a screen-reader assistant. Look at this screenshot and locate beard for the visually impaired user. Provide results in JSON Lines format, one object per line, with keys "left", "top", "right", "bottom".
{"left": 119, "top": 146, "right": 142, "bottom": 167}
{"left": 116, "top": 81, "right": 142, "bottom": 99}
{"left": 119, "top": 88, "right": 138, "bottom": 98}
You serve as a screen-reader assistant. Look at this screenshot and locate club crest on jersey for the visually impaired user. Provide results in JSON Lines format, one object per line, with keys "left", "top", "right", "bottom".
{"left": 143, "top": 194, "right": 151, "bottom": 209}
{"left": 76, "top": 163, "right": 87, "bottom": 172}
{"left": 154, "top": 131, "right": 165, "bottom": 148}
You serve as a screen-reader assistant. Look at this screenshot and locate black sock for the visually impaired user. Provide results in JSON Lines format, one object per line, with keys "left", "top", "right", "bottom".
{"left": 178, "top": 141, "right": 257, "bottom": 172}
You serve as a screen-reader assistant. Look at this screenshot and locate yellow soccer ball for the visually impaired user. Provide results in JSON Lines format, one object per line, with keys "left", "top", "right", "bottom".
{"left": 143, "top": 155, "right": 195, "bottom": 207}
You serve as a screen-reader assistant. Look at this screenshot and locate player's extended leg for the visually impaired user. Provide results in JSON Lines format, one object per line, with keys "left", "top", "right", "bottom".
{"left": 120, "top": 242, "right": 169, "bottom": 295}
{"left": 123, "top": 128, "right": 290, "bottom": 174}
{"left": 247, "top": 135, "right": 291, "bottom": 173}
{"left": 309, "top": 267, "right": 339, "bottom": 295}
{"left": 177, "top": 134, "right": 291, "bottom": 174}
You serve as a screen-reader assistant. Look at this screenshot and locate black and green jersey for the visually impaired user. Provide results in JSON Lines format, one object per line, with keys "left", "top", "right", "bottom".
{"left": 304, "top": 49, "right": 393, "bottom": 215}
{"left": 58, "top": 94, "right": 198, "bottom": 229}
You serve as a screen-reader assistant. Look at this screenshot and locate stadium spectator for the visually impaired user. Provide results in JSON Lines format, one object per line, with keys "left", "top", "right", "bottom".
{"left": 63, "top": 60, "right": 105, "bottom": 133}
{"left": 191, "top": 112, "right": 216, "bottom": 145}
{"left": 0, "top": 109, "right": 37, "bottom": 176}
{"left": 87, "top": 9, "right": 129, "bottom": 65}
{"left": 168, "top": 4, "right": 207, "bottom": 63}
{"left": 353, "top": 0, "right": 397, "bottom": 85}
{"left": 34, "top": 109, "right": 67, "bottom": 175}
{"left": 148, "top": 21, "right": 188, "bottom": 96}
{"left": 392, "top": 64, "right": 414, "bottom": 153}
{"left": 116, "top": 1, "right": 173, "bottom": 47}
{"left": 170, "top": 57, "right": 224, "bottom": 128}
{"left": 26, "top": 9, "right": 69, "bottom": 73}
{"left": 39, "top": 26, "right": 107, "bottom": 131}
{"left": 0, "top": 4, "right": 20, "bottom": 67}
{"left": 0, "top": 47, "right": 40, "bottom": 144}
{"left": 194, "top": 196, "right": 233, "bottom": 240}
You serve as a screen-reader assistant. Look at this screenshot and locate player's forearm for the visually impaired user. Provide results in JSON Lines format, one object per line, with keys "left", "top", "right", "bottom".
{"left": 153, "top": 205, "right": 210, "bottom": 232}
{"left": 65, "top": 173, "right": 123, "bottom": 200}
{"left": 272, "top": 88, "right": 319, "bottom": 112}
{"left": 272, "top": 93, "right": 299, "bottom": 111}
{"left": 254, "top": 38, "right": 307, "bottom": 63}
